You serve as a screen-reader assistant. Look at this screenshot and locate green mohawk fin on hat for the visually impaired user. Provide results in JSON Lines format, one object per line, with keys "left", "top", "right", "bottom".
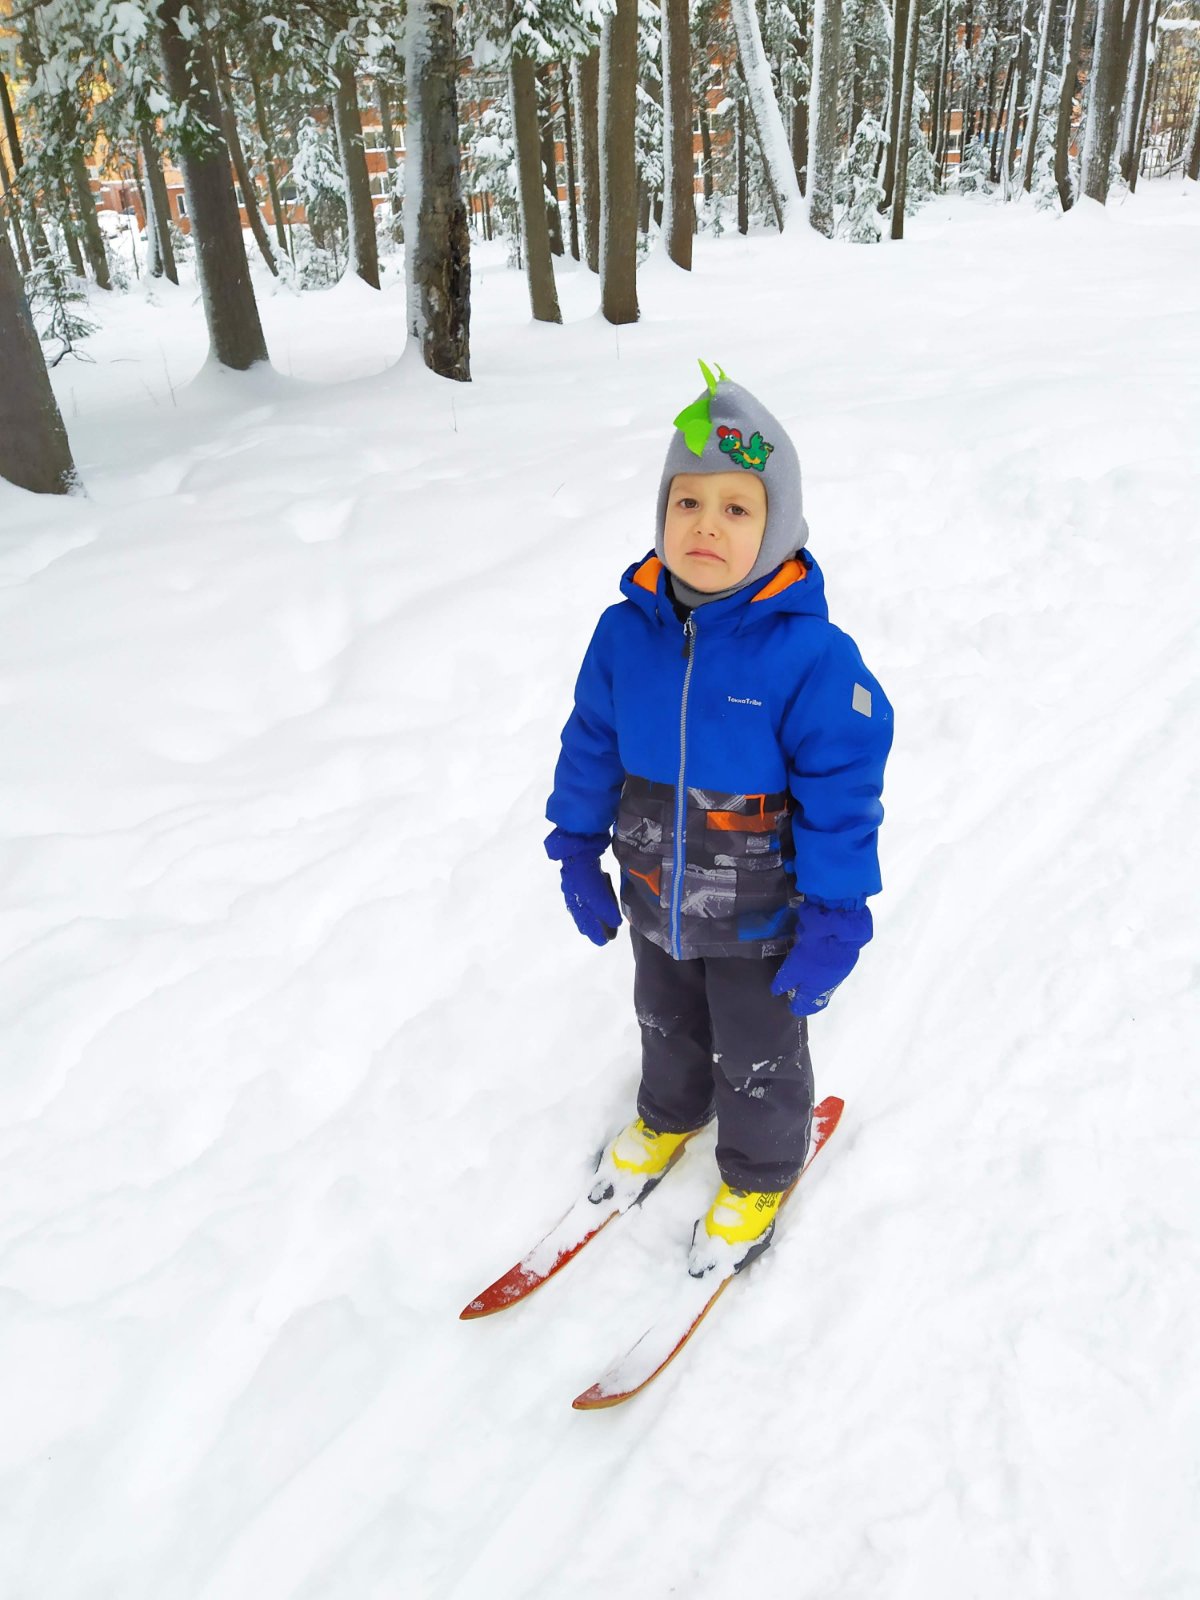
{"left": 672, "top": 358, "right": 730, "bottom": 456}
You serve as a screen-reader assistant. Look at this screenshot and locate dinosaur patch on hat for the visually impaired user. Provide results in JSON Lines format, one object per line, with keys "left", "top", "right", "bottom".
{"left": 717, "top": 426, "right": 774, "bottom": 472}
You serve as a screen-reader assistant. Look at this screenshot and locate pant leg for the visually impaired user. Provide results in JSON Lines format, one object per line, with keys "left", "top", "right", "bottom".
{"left": 630, "top": 930, "right": 716, "bottom": 1134}
{"left": 704, "top": 954, "right": 814, "bottom": 1191}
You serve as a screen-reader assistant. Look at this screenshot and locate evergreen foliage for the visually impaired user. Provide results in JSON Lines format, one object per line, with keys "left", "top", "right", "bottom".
{"left": 464, "top": 95, "right": 522, "bottom": 263}
{"left": 904, "top": 88, "right": 937, "bottom": 210}
{"left": 25, "top": 247, "right": 97, "bottom": 365}
{"left": 835, "top": 112, "right": 887, "bottom": 239}
{"left": 0, "top": 0, "right": 1194, "bottom": 367}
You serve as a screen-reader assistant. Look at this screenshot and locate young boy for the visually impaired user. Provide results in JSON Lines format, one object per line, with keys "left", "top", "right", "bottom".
{"left": 545, "top": 362, "right": 892, "bottom": 1278}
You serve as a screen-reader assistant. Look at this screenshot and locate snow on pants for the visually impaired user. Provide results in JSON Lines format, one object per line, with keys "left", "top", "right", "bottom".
{"left": 631, "top": 928, "right": 814, "bottom": 1192}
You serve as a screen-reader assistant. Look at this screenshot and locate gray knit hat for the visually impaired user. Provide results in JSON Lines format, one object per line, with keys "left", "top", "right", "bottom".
{"left": 655, "top": 361, "right": 808, "bottom": 600}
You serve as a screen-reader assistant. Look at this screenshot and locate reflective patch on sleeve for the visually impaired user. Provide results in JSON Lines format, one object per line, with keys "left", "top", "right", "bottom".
{"left": 852, "top": 683, "right": 872, "bottom": 717}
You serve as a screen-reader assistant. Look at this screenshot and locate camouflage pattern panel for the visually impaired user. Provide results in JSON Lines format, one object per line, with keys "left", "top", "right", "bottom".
{"left": 612, "top": 777, "right": 798, "bottom": 959}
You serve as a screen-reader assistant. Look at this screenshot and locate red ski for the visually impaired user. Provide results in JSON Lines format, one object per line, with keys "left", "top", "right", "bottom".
{"left": 459, "top": 1131, "right": 700, "bottom": 1320}
{"left": 572, "top": 1095, "right": 844, "bottom": 1410}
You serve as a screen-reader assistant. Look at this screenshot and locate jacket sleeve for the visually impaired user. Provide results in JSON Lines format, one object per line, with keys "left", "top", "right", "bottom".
{"left": 546, "top": 607, "right": 627, "bottom": 840}
{"left": 780, "top": 625, "right": 893, "bottom": 906}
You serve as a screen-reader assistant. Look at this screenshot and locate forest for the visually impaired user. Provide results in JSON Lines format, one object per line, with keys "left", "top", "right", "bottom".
{"left": 1, "top": 0, "right": 1198, "bottom": 497}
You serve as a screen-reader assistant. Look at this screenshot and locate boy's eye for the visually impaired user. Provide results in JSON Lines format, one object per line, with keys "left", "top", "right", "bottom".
{"left": 727, "top": 504, "right": 747, "bottom": 517}
{"left": 677, "top": 497, "right": 699, "bottom": 509}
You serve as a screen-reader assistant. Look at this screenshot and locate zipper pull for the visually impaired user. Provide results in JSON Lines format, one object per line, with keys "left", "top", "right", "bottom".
{"left": 681, "top": 614, "right": 695, "bottom": 660}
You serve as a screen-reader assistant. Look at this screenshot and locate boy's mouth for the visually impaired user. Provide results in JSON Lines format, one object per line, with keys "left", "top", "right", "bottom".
{"left": 686, "top": 549, "right": 724, "bottom": 562}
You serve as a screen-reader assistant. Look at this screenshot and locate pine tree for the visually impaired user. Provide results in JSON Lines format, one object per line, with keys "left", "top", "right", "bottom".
{"left": 1082, "top": 0, "right": 1123, "bottom": 200}
{"left": 836, "top": 111, "right": 887, "bottom": 238}
{"left": 290, "top": 116, "right": 349, "bottom": 284}
{"left": 729, "top": 0, "right": 804, "bottom": 224}
{"left": 0, "top": 226, "right": 79, "bottom": 495}
{"left": 661, "top": 0, "right": 695, "bottom": 268}
{"left": 155, "top": 0, "right": 269, "bottom": 369}
{"left": 406, "top": 0, "right": 471, "bottom": 378}
{"left": 601, "top": 0, "right": 639, "bottom": 323}
{"left": 809, "top": 0, "right": 846, "bottom": 235}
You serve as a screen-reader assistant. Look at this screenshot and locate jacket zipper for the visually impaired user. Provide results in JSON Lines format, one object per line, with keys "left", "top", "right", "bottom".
{"left": 670, "top": 613, "right": 697, "bottom": 959}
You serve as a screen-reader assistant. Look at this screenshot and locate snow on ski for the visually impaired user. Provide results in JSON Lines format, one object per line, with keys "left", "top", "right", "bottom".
{"left": 572, "top": 1095, "right": 844, "bottom": 1409}
{"left": 459, "top": 1132, "right": 700, "bottom": 1319}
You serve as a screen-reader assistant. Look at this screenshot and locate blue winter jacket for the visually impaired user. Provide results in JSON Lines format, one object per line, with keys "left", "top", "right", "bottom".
{"left": 547, "top": 551, "right": 893, "bottom": 960}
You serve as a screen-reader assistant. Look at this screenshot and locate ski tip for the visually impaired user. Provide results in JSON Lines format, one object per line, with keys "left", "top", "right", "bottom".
{"left": 458, "top": 1269, "right": 534, "bottom": 1320}
{"left": 572, "top": 1384, "right": 630, "bottom": 1411}
{"left": 814, "top": 1094, "right": 845, "bottom": 1135}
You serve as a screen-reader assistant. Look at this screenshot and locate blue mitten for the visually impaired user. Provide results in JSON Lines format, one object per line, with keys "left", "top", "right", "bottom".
{"left": 771, "top": 901, "right": 873, "bottom": 1016}
{"left": 545, "top": 827, "right": 622, "bottom": 946}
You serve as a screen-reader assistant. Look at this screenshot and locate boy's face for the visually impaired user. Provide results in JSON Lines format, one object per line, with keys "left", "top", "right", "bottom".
{"left": 663, "top": 471, "right": 767, "bottom": 592}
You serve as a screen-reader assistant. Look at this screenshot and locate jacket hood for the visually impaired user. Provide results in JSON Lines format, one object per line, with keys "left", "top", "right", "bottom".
{"left": 619, "top": 549, "right": 829, "bottom": 631}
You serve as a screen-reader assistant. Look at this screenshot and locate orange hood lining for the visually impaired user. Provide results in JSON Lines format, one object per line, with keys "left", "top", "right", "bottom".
{"left": 631, "top": 554, "right": 806, "bottom": 602}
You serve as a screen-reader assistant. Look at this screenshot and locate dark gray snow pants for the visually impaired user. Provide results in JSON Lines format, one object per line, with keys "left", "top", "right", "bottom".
{"left": 631, "top": 929, "right": 814, "bottom": 1192}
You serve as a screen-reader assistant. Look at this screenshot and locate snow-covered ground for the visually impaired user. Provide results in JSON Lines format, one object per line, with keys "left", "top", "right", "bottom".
{"left": 2, "top": 185, "right": 1198, "bottom": 1599}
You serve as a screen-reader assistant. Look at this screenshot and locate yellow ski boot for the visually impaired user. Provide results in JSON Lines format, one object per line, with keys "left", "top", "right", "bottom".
{"left": 689, "top": 1183, "right": 783, "bottom": 1277}
{"left": 590, "top": 1119, "right": 696, "bottom": 1204}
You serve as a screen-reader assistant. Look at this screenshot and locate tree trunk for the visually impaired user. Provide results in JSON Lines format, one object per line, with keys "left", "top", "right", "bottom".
{"left": 0, "top": 68, "right": 24, "bottom": 172}
{"left": 931, "top": 0, "right": 950, "bottom": 177}
{"left": 1, "top": 73, "right": 53, "bottom": 269}
{"left": 1127, "top": 48, "right": 1153, "bottom": 189}
{"left": 216, "top": 51, "right": 277, "bottom": 276}
{"left": 1113, "top": 0, "right": 1145, "bottom": 167}
{"left": 376, "top": 78, "right": 404, "bottom": 221}
{"left": 737, "top": 93, "right": 750, "bottom": 233}
{"left": 1119, "top": 0, "right": 1152, "bottom": 180}
{"left": 1081, "top": 0, "right": 1123, "bottom": 199}
{"left": 641, "top": 70, "right": 664, "bottom": 233}
{"left": 1185, "top": 69, "right": 1200, "bottom": 182}
{"left": 1021, "top": 0, "right": 1056, "bottom": 191}
{"left": 538, "top": 67, "right": 565, "bottom": 256}
{"left": 600, "top": 0, "right": 639, "bottom": 324}
{"left": 58, "top": 175, "right": 87, "bottom": 278}
{"left": 561, "top": 63, "right": 580, "bottom": 261}
{"left": 511, "top": 47, "right": 562, "bottom": 322}
{"left": 937, "top": 46, "right": 955, "bottom": 186}
{"left": 0, "top": 159, "right": 31, "bottom": 276}
{"left": 961, "top": 22, "right": 978, "bottom": 170}
{"left": 1164, "top": 57, "right": 1189, "bottom": 162}
{"left": 404, "top": 0, "right": 471, "bottom": 378}
{"left": 729, "top": 0, "right": 802, "bottom": 224}
{"left": 1002, "top": 0, "right": 1036, "bottom": 196}
{"left": 881, "top": 0, "right": 911, "bottom": 207}
{"left": 792, "top": 0, "right": 809, "bottom": 193}
{"left": 989, "top": 49, "right": 1016, "bottom": 181}
{"left": 575, "top": 48, "right": 601, "bottom": 272}
{"left": 67, "top": 144, "right": 112, "bottom": 289}
{"left": 1054, "top": 0, "right": 1087, "bottom": 206}
{"left": 0, "top": 226, "right": 78, "bottom": 494}
{"left": 890, "top": 0, "right": 923, "bottom": 237}
{"left": 999, "top": 53, "right": 1020, "bottom": 194}
{"left": 808, "top": 0, "right": 844, "bottom": 235}
{"left": 792, "top": 71, "right": 809, "bottom": 195}
{"left": 156, "top": 0, "right": 268, "bottom": 369}
{"left": 850, "top": 42, "right": 864, "bottom": 141}
{"left": 141, "top": 159, "right": 161, "bottom": 276}
{"left": 139, "top": 123, "right": 178, "bottom": 282}
{"left": 700, "top": 91, "right": 716, "bottom": 201}
{"left": 17, "top": 29, "right": 93, "bottom": 279}
{"left": 251, "top": 70, "right": 290, "bottom": 252}
{"left": 661, "top": 0, "right": 695, "bottom": 269}
{"left": 332, "top": 52, "right": 381, "bottom": 286}
{"left": 980, "top": 52, "right": 998, "bottom": 153}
